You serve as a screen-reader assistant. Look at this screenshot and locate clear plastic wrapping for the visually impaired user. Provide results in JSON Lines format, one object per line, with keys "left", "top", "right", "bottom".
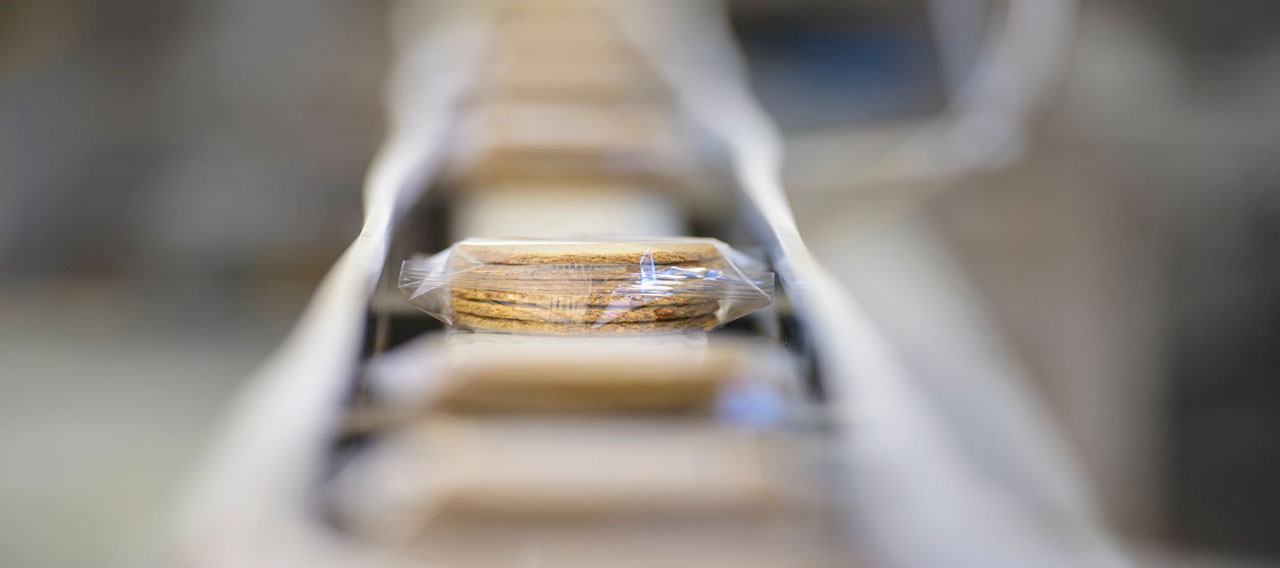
{"left": 367, "top": 334, "right": 796, "bottom": 420}
{"left": 399, "top": 237, "right": 774, "bottom": 335}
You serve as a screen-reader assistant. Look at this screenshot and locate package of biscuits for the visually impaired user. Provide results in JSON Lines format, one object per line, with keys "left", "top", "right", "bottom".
{"left": 443, "top": 100, "right": 694, "bottom": 187}
{"left": 399, "top": 238, "right": 774, "bottom": 335}
{"left": 327, "top": 417, "right": 794, "bottom": 535}
{"left": 366, "top": 333, "right": 795, "bottom": 418}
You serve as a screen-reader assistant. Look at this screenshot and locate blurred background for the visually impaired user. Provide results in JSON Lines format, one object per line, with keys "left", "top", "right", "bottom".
{"left": 2, "top": 0, "right": 1278, "bottom": 566}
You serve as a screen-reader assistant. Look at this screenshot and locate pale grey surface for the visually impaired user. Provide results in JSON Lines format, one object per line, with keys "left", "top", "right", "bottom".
{"left": 0, "top": 279, "right": 310, "bottom": 568}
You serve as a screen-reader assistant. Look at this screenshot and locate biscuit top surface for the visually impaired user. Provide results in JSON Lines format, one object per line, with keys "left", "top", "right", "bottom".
{"left": 455, "top": 239, "right": 722, "bottom": 265}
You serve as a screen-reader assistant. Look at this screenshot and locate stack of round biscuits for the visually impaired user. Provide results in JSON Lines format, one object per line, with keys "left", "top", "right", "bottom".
{"left": 445, "top": 241, "right": 733, "bottom": 335}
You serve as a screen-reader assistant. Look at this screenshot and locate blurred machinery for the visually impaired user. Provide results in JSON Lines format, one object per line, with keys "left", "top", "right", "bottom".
{"left": 176, "top": 1, "right": 1129, "bottom": 567}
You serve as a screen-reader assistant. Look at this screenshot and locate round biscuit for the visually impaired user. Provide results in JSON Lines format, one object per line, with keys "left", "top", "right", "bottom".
{"left": 453, "top": 312, "right": 716, "bottom": 335}
{"left": 450, "top": 287, "right": 716, "bottom": 307}
{"left": 451, "top": 297, "right": 719, "bottom": 324}
{"left": 454, "top": 240, "right": 720, "bottom": 265}
{"left": 452, "top": 261, "right": 728, "bottom": 282}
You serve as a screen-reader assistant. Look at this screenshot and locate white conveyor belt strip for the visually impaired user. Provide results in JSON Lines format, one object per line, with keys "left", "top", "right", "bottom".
{"left": 612, "top": 1, "right": 1133, "bottom": 567}
{"left": 177, "top": 3, "right": 496, "bottom": 566}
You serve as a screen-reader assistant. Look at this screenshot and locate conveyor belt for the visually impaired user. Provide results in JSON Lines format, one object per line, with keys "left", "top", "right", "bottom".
{"left": 178, "top": 2, "right": 1132, "bottom": 567}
